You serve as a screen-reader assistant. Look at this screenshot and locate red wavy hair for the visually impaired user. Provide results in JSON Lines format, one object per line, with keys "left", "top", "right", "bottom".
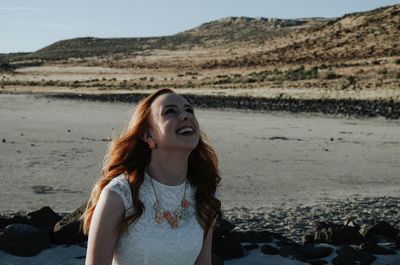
{"left": 82, "top": 88, "right": 221, "bottom": 238}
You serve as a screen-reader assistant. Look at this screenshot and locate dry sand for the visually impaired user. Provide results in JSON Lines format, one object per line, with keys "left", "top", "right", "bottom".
{"left": 0, "top": 94, "right": 399, "bottom": 214}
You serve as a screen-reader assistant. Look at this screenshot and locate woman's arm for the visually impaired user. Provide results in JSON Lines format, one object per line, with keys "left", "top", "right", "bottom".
{"left": 85, "top": 188, "right": 125, "bottom": 265}
{"left": 194, "top": 224, "right": 214, "bottom": 265}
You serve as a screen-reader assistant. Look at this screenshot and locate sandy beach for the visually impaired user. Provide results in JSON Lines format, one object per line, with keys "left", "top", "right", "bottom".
{"left": 1, "top": 93, "right": 400, "bottom": 264}
{"left": 0, "top": 93, "right": 399, "bottom": 214}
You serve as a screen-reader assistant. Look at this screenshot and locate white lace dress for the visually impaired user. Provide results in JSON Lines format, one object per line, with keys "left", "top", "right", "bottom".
{"left": 103, "top": 172, "right": 204, "bottom": 265}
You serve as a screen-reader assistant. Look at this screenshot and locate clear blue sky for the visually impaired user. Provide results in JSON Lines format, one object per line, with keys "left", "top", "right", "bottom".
{"left": 1, "top": 0, "right": 399, "bottom": 53}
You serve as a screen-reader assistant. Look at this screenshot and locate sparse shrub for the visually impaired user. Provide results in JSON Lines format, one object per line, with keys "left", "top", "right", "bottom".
{"left": 394, "top": 59, "right": 400, "bottom": 65}
{"left": 372, "top": 60, "right": 380, "bottom": 65}
{"left": 285, "top": 66, "right": 318, "bottom": 81}
{"left": 396, "top": 72, "right": 400, "bottom": 79}
{"left": 378, "top": 68, "right": 388, "bottom": 75}
{"left": 185, "top": 71, "right": 198, "bottom": 76}
{"left": 324, "top": 71, "right": 340, "bottom": 80}
{"left": 346, "top": 75, "right": 356, "bottom": 84}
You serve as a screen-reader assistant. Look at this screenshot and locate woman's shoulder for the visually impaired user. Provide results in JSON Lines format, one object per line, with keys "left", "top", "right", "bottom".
{"left": 104, "top": 174, "right": 134, "bottom": 217}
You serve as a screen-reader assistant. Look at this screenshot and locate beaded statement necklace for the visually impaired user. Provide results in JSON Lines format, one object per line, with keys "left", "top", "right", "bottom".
{"left": 148, "top": 174, "right": 192, "bottom": 228}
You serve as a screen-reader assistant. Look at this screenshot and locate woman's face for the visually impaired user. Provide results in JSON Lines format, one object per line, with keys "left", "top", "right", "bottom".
{"left": 147, "top": 92, "right": 200, "bottom": 151}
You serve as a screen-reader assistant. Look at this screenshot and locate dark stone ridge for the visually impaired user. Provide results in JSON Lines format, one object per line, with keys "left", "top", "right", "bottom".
{"left": 43, "top": 93, "right": 400, "bottom": 119}
{"left": 52, "top": 203, "right": 87, "bottom": 244}
{"left": 1, "top": 224, "right": 51, "bottom": 257}
{"left": 1, "top": 203, "right": 399, "bottom": 263}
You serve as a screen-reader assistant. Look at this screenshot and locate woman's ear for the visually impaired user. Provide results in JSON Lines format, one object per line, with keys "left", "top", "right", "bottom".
{"left": 141, "top": 131, "right": 152, "bottom": 142}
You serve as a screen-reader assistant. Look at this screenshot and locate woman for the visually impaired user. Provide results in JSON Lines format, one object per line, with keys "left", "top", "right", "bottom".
{"left": 82, "top": 88, "right": 221, "bottom": 265}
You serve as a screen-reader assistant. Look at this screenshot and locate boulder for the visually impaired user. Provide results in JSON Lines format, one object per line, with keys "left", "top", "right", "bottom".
{"left": 212, "top": 233, "right": 244, "bottom": 260}
{"left": 279, "top": 245, "right": 308, "bottom": 262}
{"left": 52, "top": 203, "right": 87, "bottom": 244}
{"left": 0, "top": 214, "right": 29, "bottom": 229}
{"left": 308, "top": 260, "right": 327, "bottom": 265}
{"left": 332, "top": 246, "right": 376, "bottom": 265}
{"left": 27, "top": 206, "right": 62, "bottom": 231}
{"left": 213, "top": 219, "right": 235, "bottom": 238}
{"left": 2, "top": 224, "right": 51, "bottom": 256}
{"left": 212, "top": 253, "right": 224, "bottom": 265}
{"left": 360, "top": 221, "right": 399, "bottom": 242}
{"left": 313, "top": 222, "right": 364, "bottom": 245}
{"left": 358, "top": 241, "right": 396, "bottom": 255}
{"left": 243, "top": 243, "right": 259, "bottom": 251}
{"left": 298, "top": 245, "right": 333, "bottom": 260}
{"left": 260, "top": 244, "right": 279, "bottom": 255}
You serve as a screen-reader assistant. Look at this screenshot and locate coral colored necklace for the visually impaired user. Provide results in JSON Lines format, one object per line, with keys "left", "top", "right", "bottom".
{"left": 148, "top": 174, "right": 191, "bottom": 228}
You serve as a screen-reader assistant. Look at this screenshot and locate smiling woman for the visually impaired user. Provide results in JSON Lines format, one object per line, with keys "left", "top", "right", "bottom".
{"left": 82, "top": 88, "right": 221, "bottom": 265}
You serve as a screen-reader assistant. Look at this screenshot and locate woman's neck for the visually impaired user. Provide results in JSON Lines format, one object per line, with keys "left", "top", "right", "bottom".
{"left": 146, "top": 150, "right": 189, "bottom": 186}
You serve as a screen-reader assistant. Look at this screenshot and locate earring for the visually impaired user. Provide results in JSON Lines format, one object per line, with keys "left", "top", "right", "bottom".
{"left": 148, "top": 139, "right": 156, "bottom": 149}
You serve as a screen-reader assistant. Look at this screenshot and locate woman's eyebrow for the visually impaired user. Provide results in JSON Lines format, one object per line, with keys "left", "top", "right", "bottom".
{"left": 162, "top": 104, "right": 193, "bottom": 109}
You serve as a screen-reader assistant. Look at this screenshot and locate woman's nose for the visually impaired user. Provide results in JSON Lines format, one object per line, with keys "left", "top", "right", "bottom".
{"left": 179, "top": 111, "right": 190, "bottom": 121}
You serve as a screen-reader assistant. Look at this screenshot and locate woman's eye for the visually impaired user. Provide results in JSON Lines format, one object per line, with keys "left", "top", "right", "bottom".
{"left": 186, "top": 108, "right": 194, "bottom": 113}
{"left": 165, "top": 109, "right": 176, "bottom": 114}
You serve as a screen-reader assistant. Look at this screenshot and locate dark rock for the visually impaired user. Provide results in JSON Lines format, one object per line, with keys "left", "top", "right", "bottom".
{"left": 212, "top": 254, "right": 224, "bottom": 265}
{"left": 308, "top": 260, "right": 327, "bottom": 265}
{"left": 243, "top": 243, "right": 259, "bottom": 251}
{"left": 27, "top": 206, "right": 62, "bottom": 231}
{"left": 303, "top": 233, "right": 315, "bottom": 244}
{"left": 52, "top": 203, "right": 87, "bottom": 244}
{"left": 213, "top": 219, "right": 236, "bottom": 237}
{"left": 279, "top": 245, "right": 308, "bottom": 262}
{"left": 358, "top": 241, "right": 396, "bottom": 255}
{"left": 231, "top": 230, "right": 273, "bottom": 243}
{"left": 360, "top": 221, "right": 399, "bottom": 242}
{"left": 298, "top": 245, "right": 333, "bottom": 259}
{"left": 275, "top": 240, "right": 301, "bottom": 247}
{"left": 47, "top": 94, "right": 400, "bottom": 120}
{"left": 0, "top": 214, "right": 29, "bottom": 229}
{"left": 212, "top": 233, "right": 244, "bottom": 260}
{"left": 313, "top": 222, "right": 364, "bottom": 245}
{"left": 0, "top": 229, "right": 9, "bottom": 250}
{"left": 3, "top": 224, "right": 51, "bottom": 256}
{"left": 260, "top": 244, "right": 279, "bottom": 255}
{"left": 332, "top": 246, "right": 376, "bottom": 265}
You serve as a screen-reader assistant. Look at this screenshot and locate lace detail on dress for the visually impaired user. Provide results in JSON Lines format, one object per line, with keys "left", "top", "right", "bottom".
{"left": 104, "top": 175, "right": 134, "bottom": 217}
{"left": 111, "top": 172, "right": 204, "bottom": 265}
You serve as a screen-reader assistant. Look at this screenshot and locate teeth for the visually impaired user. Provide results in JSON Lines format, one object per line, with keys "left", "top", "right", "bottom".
{"left": 177, "top": 127, "right": 194, "bottom": 135}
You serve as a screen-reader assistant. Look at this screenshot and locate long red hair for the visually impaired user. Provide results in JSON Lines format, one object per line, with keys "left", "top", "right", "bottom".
{"left": 82, "top": 88, "right": 221, "bottom": 237}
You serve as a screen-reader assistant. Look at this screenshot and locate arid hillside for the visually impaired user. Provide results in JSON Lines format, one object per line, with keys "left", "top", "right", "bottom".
{"left": 1, "top": 4, "right": 399, "bottom": 102}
